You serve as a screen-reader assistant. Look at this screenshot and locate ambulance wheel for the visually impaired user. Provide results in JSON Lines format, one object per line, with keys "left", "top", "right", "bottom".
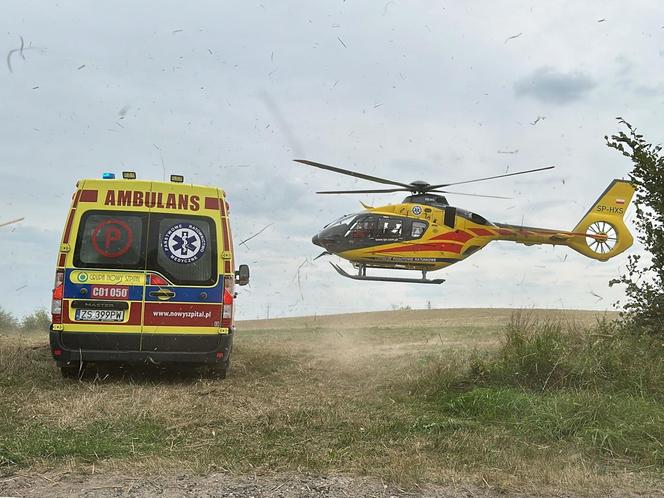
{"left": 60, "top": 365, "right": 80, "bottom": 379}
{"left": 212, "top": 358, "right": 230, "bottom": 379}
{"left": 218, "top": 344, "right": 233, "bottom": 378}
{"left": 212, "top": 364, "right": 227, "bottom": 379}
{"left": 211, "top": 353, "right": 231, "bottom": 379}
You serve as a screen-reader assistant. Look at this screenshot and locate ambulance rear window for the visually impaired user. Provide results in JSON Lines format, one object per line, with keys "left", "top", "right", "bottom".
{"left": 148, "top": 215, "right": 216, "bottom": 286}
{"left": 74, "top": 212, "right": 146, "bottom": 269}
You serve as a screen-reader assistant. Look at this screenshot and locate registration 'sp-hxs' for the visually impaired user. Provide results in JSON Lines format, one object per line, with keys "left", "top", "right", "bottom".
{"left": 50, "top": 172, "right": 250, "bottom": 378}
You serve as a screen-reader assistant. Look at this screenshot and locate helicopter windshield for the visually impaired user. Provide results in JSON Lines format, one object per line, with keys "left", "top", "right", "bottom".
{"left": 322, "top": 213, "right": 359, "bottom": 229}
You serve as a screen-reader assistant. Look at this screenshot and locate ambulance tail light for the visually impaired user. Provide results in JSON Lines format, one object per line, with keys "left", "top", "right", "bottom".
{"left": 222, "top": 276, "right": 234, "bottom": 327}
{"left": 51, "top": 270, "right": 64, "bottom": 323}
{"left": 149, "top": 273, "right": 169, "bottom": 286}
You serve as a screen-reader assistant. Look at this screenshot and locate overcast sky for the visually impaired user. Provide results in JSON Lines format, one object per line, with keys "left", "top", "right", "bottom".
{"left": 1, "top": 1, "right": 662, "bottom": 320}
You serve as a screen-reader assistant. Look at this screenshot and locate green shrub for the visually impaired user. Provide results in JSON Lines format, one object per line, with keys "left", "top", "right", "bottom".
{"left": 470, "top": 313, "right": 664, "bottom": 397}
{"left": 20, "top": 309, "right": 51, "bottom": 333}
{"left": 416, "top": 311, "right": 664, "bottom": 399}
{"left": 0, "top": 307, "right": 18, "bottom": 333}
{"left": 469, "top": 311, "right": 580, "bottom": 390}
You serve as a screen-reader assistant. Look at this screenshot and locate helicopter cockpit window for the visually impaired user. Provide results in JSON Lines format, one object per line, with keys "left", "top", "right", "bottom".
{"left": 347, "top": 216, "right": 377, "bottom": 240}
{"left": 411, "top": 221, "right": 427, "bottom": 239}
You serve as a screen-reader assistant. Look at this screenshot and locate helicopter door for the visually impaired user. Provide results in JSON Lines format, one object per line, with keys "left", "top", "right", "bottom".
{"left": 373, "top": 216, "right": 404, "bottom": 242}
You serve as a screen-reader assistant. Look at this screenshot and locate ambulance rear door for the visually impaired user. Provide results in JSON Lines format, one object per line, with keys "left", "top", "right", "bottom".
{"left": 141, "top": 183, "right": 224, "bottom": 353}
{"left": 61, "top": 180, "right": 150, "bottom": 351}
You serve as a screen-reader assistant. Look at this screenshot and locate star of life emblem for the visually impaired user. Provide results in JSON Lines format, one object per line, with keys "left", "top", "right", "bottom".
{"left": 162, "top": 223, "right": 207, "bottom": 264}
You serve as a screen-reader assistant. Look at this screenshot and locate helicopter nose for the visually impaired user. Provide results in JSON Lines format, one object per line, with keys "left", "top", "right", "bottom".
{"left": 312, "top": 233, "right": 322, "bottom": 247}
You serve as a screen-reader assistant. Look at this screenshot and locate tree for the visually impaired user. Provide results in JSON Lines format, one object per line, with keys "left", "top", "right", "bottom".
{"left": 606, "top": 118, "right": 664, "bottom": 334}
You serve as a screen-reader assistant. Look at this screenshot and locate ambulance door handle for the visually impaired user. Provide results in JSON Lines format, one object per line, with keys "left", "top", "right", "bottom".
{"left": 149, "top": 289, "right": 176, "bottom": 300}
{"left": 199, "top": 292, "right": 208, "bottom": 300}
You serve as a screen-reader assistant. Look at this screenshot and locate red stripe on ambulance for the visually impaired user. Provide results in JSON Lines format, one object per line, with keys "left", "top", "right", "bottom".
{"left": 79, "top": 190, "right": 99, "bottom": 203}
{"left": 204, "top": 197, "right": 219, "bottom": 210}
{"left": 63, "top": 190, "right": 83, "bottom": 244}
{"left": 71, "top": 190, "right": 82, "bottom": 208}
{"left": 62, "top": 209, "right": 76, "bottom": 244}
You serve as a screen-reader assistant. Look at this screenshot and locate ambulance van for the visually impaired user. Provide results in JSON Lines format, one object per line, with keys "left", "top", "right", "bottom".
{"left": 49, "top": 172, "right": 249, "bottom": 378}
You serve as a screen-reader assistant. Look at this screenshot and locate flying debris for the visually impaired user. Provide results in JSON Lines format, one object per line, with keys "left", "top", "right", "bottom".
{"left": 0, "top": 217, "right": 25, "bottom": 228}
{"left": 238, "top": 224, "right": 273, "bottom": 248}
{"left": 6, "top": 36, "right": 43, "bottom": 73}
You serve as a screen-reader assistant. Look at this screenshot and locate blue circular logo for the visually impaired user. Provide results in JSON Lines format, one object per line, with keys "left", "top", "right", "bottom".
{"left": 162, "top": 223, "right": 207, "bottom": 264}
{"left": 412, "top": 206, "right": 422, "bottom": 215}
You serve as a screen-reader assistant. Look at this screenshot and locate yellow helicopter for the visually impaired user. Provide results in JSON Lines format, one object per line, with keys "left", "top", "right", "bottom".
{"left": 295, "top": 159, "right": 635, "bottom": 284}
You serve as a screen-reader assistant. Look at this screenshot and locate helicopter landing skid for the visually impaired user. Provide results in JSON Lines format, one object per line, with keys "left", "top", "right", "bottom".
{"left": 330, "top": 263, "right": 445, "bottom": 284}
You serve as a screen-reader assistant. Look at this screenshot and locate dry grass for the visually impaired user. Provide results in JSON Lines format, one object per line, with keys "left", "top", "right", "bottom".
{"left": 1, "top": 308, "right": 661, "bottom": 496}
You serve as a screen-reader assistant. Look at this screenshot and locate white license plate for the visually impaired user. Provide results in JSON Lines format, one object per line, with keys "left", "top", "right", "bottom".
{"left": 75, "top": 309, "right": 125, "bottom": 322}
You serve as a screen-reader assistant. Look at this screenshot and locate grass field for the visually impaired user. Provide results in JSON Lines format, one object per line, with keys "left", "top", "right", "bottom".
{"left": 1, "top": 308, "right": 663, "bottom": 496}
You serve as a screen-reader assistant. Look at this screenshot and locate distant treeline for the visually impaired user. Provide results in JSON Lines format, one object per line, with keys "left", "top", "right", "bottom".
{"left": 0, "top": 307, "right": 51, "bottom": 333}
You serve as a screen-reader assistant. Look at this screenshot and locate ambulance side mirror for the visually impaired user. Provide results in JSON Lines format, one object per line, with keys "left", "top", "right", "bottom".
{"left": 235, "top": 264, "right": 250, "bottom": 286}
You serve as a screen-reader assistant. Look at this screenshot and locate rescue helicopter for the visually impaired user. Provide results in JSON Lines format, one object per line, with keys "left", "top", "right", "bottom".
{"left": 295, "top": 159, "right": 635, "bottom": 284}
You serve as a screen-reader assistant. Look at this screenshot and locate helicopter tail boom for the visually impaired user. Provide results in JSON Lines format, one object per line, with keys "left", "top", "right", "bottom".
{"left": 494, "top": 179, "right": 635, "bottom": 261}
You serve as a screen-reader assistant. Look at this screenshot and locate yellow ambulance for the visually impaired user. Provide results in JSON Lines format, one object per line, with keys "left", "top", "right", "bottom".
{"left": 50, "top": 172, "right": 249, "bottom": 378}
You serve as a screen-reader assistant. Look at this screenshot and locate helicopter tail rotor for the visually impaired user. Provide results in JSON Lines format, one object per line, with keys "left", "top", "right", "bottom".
{"left": 568, "top": 179, "right": 636, "bottom": 261}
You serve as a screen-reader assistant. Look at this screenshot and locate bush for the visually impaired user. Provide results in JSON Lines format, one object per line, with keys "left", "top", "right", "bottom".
{"left": 20, "top": 309, "right": 51, "bottom": 333}
{"left": 0, "top": 308, "right": 19, "bottom": 333}
{"left": 470, "top": 313, "right": 664, "bottom": 397}
{"left": 469, "top": 311, "right": 581, "bottom": 391}
{"left": 416, "top": 311, "right": 664, "bottom": 399}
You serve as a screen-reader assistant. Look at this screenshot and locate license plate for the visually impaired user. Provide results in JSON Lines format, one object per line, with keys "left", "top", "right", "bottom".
{"left": 75, "top": 309, "right": 125, "bottom": 322}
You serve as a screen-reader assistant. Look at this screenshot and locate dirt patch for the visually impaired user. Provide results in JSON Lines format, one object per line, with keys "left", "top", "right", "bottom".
{"left": 0, "top": 470, "right": 621, "bottom": 498}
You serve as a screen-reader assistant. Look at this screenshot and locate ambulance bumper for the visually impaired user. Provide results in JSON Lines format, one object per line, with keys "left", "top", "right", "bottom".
{"left": 49, "top": 329, "right": 233, "bottom": 365}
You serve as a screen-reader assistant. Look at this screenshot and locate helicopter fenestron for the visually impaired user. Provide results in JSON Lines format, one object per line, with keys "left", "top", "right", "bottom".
{"left": 295, "top": 159, "right": 635, "bottom": 284}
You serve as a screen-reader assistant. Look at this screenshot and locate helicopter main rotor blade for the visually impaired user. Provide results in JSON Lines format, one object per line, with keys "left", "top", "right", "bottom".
{"left": 294, "top": 159, "right": 412, "bottom": 189}
{"left": 316, "top": 188, "right": 410, "bottom": 194}
{"left": 428, "top": 165, "right": 555, "bottom": 189}
{"left": 429, "top": 190, "right": 512, "bottom": 200}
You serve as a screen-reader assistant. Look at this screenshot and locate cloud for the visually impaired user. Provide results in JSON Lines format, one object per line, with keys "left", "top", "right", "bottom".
{"left": 514, "top": 67, "right": 596, "bottom": 105}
